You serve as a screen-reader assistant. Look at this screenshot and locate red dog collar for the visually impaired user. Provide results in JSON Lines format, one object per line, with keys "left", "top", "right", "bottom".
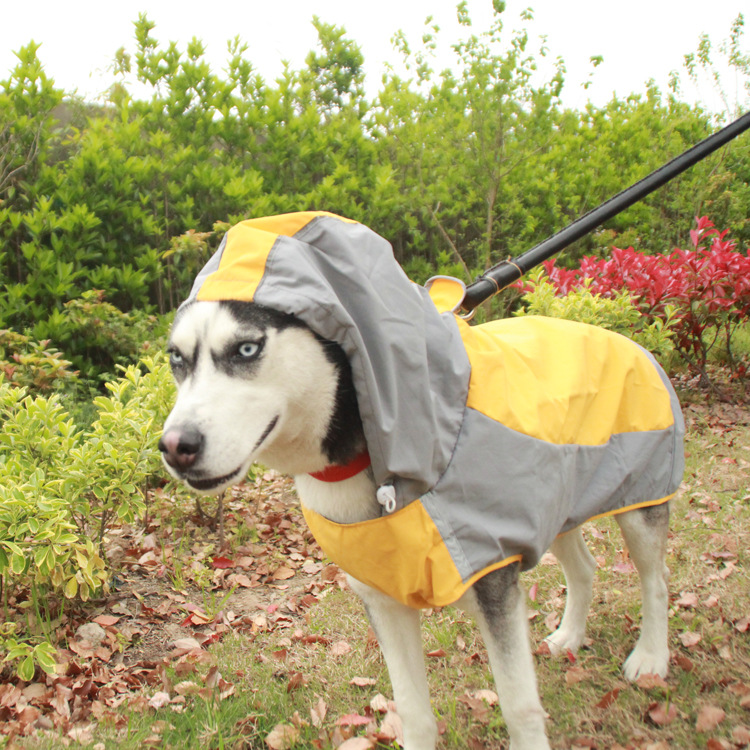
{"left": 308, "top": 451, "right": 371, "bottom": 482}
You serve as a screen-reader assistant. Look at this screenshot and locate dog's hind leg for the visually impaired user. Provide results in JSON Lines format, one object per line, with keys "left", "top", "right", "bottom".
{"left": 463, "top": 565, "right": 551, "bottom": 750}
{"left": 544, "top": 527, "right": 597, "bottom": 655}
{"left": 346, "top": 576, "right": 438, "bottom": 750}
{"left": 615, "top": 503, "right": 671, "bottom": 680}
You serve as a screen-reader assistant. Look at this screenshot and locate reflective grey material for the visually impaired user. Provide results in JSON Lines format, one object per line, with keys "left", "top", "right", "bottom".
{"left": 423, "top": 405, "right": 683, "bottom": 579}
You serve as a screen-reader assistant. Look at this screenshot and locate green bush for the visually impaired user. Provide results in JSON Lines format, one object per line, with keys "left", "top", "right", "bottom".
{"left": 515, "top": 269, "right": 677, "bottom": 366}
{"left": 32, "top": 289, "right": 168, "bottom": 388}
{"left": 1, "top": 9, "right": 748, "bottom": 389}
{"left": 0, "top": 328, "right": 77, "bottom": 391}
{"left": 0, "top": 354, "right": 174, "bottom": 678}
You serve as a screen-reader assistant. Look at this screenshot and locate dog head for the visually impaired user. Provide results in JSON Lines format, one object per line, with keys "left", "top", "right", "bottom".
{"left": 159, "top": 299, "right": 350, "bottom": 494}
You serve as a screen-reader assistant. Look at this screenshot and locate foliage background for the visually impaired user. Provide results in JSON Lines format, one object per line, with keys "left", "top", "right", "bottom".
{"left": 1, "top": 7, "right": 748, "bottom": 385}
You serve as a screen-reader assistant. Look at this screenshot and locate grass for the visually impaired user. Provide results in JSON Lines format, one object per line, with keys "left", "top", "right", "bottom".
{"left": 13, "top": 400, "right": 749, "bottom": 750}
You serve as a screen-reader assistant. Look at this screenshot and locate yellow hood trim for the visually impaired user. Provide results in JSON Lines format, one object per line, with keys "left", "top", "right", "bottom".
{"left": 196, "top": 211, "right": 354, "bottom": 302}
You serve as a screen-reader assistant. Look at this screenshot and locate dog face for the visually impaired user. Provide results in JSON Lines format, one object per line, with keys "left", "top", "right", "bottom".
{"left": 160, "top": 300, "right": 341, "bottom": 493}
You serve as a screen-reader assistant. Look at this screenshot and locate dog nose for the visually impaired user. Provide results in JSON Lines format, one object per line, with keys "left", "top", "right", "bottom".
{"left": 158, "top": 427, "right": 204, "bottom": 470}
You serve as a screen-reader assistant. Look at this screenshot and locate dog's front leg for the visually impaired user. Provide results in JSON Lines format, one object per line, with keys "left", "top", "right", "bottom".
{"left": 463, "top": 566, "right": 551, "bottom": 750}
{"left": 347, "top": 575, "right": 438, "bottom": 750}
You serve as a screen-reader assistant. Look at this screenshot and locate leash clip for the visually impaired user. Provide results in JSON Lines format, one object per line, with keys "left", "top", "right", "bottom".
{"left": 376, "top": 484, "right": 397, "bottom": 514}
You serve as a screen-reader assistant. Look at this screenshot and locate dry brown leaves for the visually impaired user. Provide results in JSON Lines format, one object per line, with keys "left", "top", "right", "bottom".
{"left": 262, "top": 692, "right": 406, "bottom": 749}
{"left": 0, "top": 472, "right": 350, "bottom": 744}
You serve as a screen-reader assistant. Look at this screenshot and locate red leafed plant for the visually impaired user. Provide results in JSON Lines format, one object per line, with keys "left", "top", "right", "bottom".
{"left": 535, "top": 217, "right": 750, "bottom": 383}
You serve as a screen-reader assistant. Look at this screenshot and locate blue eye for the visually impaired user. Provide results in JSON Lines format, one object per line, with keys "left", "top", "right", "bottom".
{"left": 169, "top": 350, "right": 184, "bottom": 367}
{"left": 237, "top": 341, "right": 260, "bottom": 358}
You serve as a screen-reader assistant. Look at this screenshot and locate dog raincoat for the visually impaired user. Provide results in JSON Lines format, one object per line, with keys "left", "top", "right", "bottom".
{"left": 186, "top": 212, "right": 685, "bottom": 608}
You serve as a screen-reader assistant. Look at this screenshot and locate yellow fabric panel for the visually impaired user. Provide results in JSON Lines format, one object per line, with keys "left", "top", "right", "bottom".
{"left": 197, "top": 212, "right": 355, "bottom": 302}
{"left": 196, "top": 222, "right": 276, "bottom": 302}
{"left": 457, "top": 316, "right": 674, "bottom": 445}
{"left": 242, "top": 211, "right": 356, "bottom": 235}
{"left": 425, "top": 276, "right": 466, "bottom": 313}
{"left": 302, "top": 500, "right": 489, "bottom": 609}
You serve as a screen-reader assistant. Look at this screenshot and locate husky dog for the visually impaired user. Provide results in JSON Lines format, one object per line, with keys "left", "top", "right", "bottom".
{"left": 159, "top": 213, "right": 683, "bottom": 750}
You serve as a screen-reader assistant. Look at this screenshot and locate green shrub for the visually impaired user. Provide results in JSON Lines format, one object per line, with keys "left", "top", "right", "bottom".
{"left": 515, "top": 269, "right": 677, "bottom": 365}
{"left": 1, "top": 12, "right": 748, "bottom": 390}
{"left": 31, "top": 289, "right": 168, "bottom": 388}
{"left": 0, "top": 354, "right": 174, "bottom": 678}
{"left": 0, "top": 328, "right": 78, "bottom": 391}
{"left": 65, "top": 355, "right": 175, "bottom": 548}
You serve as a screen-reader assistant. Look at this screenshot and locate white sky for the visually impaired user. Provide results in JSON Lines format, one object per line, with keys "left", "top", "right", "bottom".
{"left": 1, "top": 0, "right": 747, "bottom": 115}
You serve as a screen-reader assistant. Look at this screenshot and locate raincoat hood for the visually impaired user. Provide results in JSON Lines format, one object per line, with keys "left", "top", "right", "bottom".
{"left": 186, "top": 212, "right": 685, "bottom": 608}
{"left": 187, "top": 211, "right": 469, "bottom": 502}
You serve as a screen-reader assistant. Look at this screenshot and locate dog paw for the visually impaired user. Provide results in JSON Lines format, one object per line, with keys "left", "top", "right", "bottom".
{"left": 543, "top": 627, "right": 584, "bottom": 655}
{"left": 623, "top": 645, "right": 669, "bottom": 681}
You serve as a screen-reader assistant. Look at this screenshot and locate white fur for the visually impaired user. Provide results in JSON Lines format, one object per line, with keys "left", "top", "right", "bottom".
{"left": 295, "top": 471, "right": 381, "bottom": 524}
{"left": 161, "top": 301, "right": 671, "bottom": 750}
{"left": 544, "top": 528, "right": 597, "bottom": 655}
{"left": 164, "top": 302, "right": 338, "bottom": 486}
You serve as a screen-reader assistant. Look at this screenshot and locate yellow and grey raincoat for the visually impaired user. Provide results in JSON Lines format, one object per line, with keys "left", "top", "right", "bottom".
{"left": 186, "top": 212, "right": 685, "bottom": 609}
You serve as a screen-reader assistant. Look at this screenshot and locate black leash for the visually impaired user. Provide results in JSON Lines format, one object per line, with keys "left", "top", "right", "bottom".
{"left": 460, "top": 110, "right": 750, "bottom": 314}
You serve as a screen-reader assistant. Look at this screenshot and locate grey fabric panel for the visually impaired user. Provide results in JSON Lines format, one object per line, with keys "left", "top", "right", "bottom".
{"left": 635, "top": 346, "right": 686, "bottom": 491}
{"left": 423, "top": 406, "right": 682, "bottom": 579}
{"left": 250, "top": 216, "right": 471, "bottom": 502}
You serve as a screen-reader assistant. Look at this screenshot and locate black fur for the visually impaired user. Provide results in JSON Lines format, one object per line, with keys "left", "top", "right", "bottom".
{"left": 221, "top": 299, "right": 306, "bottom": 332}
{"left": 317, "top": 337, "right": 367, "bottom": 467}
{"left": 637, "top": 502, "right": 670, "bottom": 526}
{"left": 473, "top": 563, "right": 522, "bottom": 625}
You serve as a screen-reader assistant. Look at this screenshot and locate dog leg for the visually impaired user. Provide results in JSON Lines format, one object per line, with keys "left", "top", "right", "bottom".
{"left": 544, "top": 527, "right": 597, "bottom": 655}
{"left": 615, "top": 504, "right": 671, "bottom": 679}
{"left": 346, "top": 575, "right": 438, "bottom": 750}
{"left": 463, "top": 565, "right": 551, "bottom": 750}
